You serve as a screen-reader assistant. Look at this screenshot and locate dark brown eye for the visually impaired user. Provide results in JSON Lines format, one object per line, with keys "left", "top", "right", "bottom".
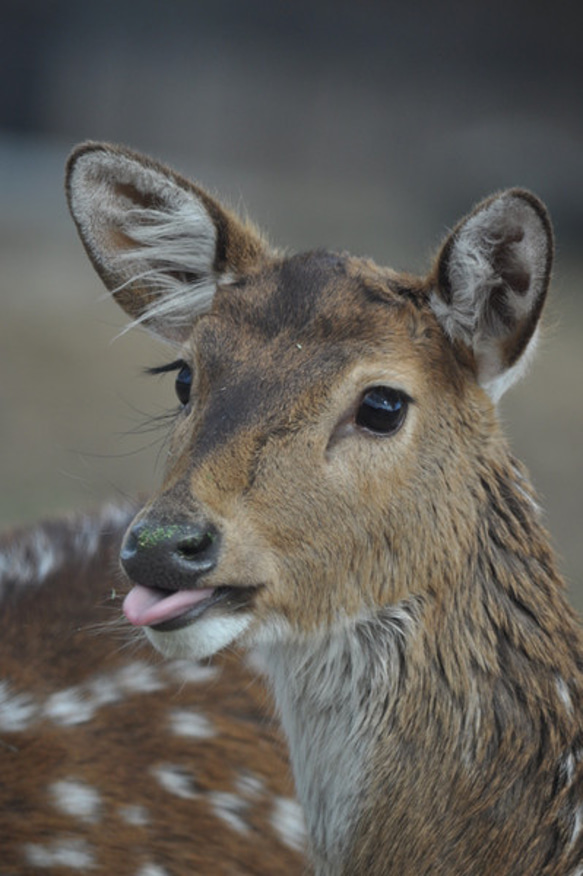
{"left": 355, "top": 387, "right": 409, "bottom": 435}
{"left": 175, "top": 363, "right": 192, "bottom": 406}
{"left": 146, "top": 359, "right": 194, "bottom": 407}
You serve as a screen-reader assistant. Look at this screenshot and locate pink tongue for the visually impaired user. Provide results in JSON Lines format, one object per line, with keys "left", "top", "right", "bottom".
{"left": 123, "top": 584, "right": 215, "bottom": 627}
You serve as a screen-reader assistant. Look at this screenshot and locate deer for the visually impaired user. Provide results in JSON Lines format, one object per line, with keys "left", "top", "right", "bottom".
{"left": 1, "top": 141, "right": 582, "bottom": 875}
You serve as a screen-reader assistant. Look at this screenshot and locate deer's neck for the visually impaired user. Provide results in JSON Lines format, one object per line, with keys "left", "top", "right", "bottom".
{"left": 257, "top": 603, "right": 416, "bottom": 874}
{"left": 258, "top": 461, "right": 583, "bottom": 875}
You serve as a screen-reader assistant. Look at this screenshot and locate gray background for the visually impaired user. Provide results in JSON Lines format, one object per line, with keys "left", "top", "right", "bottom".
{"left": 1, "top": 0, "right": 582, "bottom": 606}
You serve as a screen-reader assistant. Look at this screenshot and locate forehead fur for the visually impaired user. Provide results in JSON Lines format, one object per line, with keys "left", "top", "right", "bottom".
{"left": 178, "top": 250, "right": 461, "bottom": 467}
{"left": 211, "top": 250, "right": 429, "bottom": 342}
{"left": 187, "top": 249, "right": 456, "bottom": 422}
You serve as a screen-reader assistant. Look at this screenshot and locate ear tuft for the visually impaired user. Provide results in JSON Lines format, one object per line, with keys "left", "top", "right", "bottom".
{"left": 430, "top": 189, "right": 553, "bottom": 401}
{"left": 66, "top": 142, "right": 267, "bottom": 340}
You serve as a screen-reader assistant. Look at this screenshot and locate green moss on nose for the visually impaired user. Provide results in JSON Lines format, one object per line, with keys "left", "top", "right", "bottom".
{"left": 137, "top": 525, "right": 182, "bottom": 549}
{"left": 136, "top": 525, "right": 216, "bottom": 550}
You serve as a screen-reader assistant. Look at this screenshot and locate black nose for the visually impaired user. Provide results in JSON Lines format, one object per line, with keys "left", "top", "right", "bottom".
{"left": 120, "top": 518, "right": 220, "bottom": 590}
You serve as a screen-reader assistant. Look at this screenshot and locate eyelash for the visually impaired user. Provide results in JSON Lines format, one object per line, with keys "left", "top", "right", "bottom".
{"left": 146, "top": 359, "right": 193, "bottom": 407}
{"left": 145, "top": 359, "right": 187, "bottom": 377}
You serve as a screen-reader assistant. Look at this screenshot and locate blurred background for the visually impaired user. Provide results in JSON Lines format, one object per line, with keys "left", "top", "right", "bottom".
{"left": 1, "top": 1, "right": 582, "bottom": 604}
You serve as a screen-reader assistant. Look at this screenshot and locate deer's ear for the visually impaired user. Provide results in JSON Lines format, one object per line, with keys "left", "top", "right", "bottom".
{"left": 66, "top": 142, "right": 268, "bottom": 340}
{"left": 430, "top": 189, "right": 553, "bottom": 402}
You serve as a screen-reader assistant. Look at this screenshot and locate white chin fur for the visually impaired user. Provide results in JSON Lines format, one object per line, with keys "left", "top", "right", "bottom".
{"left": 145, "top": 612, "right": 254, "bottom": 660}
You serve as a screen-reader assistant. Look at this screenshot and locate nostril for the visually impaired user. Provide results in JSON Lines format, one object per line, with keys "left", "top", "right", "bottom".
{"left": 176, "top": 529, "right": 217, "bottom": 561}
{"left": 120, "top": 526, "right": 139, "bottom": 563}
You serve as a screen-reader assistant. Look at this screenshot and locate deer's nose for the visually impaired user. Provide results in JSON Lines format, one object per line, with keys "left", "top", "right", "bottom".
{"left": 120, "top": 518, "right": 220, "bottom": 590}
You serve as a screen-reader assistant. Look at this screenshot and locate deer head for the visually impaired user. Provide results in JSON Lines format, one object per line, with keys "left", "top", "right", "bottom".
{"left": 66, "top": 143, "right": 553, "bottom": 663}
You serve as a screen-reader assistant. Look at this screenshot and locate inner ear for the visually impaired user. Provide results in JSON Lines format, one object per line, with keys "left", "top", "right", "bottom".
{"left": 113, "top": 182, "right": 164, "bottom": 212}
{"left": 66, "top": 142, "right": 268, "bottom": 341}
{"left": 431, "top": 189, "right": 553, "bottom": 401}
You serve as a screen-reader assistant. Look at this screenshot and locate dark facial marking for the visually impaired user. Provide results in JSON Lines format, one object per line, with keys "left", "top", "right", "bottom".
{"left": 186, "top": 250, "right": 420, "bottom": 470}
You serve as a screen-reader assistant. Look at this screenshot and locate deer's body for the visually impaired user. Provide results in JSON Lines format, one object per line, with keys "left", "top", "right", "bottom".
{"left": 0, "top": 507, "right": 305, "bottom": 875}
{"left": 1, "top": 142, "right": 582, "bottom": 874}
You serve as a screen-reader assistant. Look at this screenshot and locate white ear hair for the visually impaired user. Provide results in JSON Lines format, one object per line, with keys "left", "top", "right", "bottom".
{"left": 430, "top": 189, "right": 553, "bottom": 402}
{"left": 66, "top": 143, "right": 267, "bottom": 340}
{"left": 112, "top": 196, "right": 220, "bottom": 336}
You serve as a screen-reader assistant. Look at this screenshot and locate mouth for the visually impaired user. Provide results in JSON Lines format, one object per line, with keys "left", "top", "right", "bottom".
{"left": 122, "top": 583, "right": 256, "bottom": 632}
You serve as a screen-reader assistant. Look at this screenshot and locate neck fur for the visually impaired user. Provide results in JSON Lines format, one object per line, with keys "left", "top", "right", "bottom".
{"left": 255, "top": 603, "right": 418, "bottom": 873}
{"left": 254, "top": 461, "right": 583, "bottom": 875}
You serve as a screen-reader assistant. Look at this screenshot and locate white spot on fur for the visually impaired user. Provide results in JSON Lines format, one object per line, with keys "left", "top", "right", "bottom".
{"left": 0, "top": 527, "right": 59, "bottom": 585}
{"left": 146, "top": 612, "right": 253, "bottom": 661}
{"left": 41, "top": 664, "right": 164, "bottom": 728}
{"left": 136, "top": 866, "right": 170, "bottom": 876}
{"left": 118, "top": 804, "right": 150, "bottom": 827}
{"left": 33, "top": 533, "right": 59, "bottom": 580}
{"left": 86, "top": 675, "right": 124, "bottom": 709}
{"left": 164, "top": 659, "right": 220, "bottom": 685}
{"left": 0, "top": 681, "right": 37, "bottom": 732}
{"left": 71, "top": 516, "right": 99, "bottom": 559}
{"left": 116, "top": 661, "right": 165, "bottom": 694}
{"left": 235, "top": 772, "right": 265, "bottom": 800}
{"left": 207, "top": 791, "right": 249, "bottom": 834}
{"left": 271, "top": 797, "right": 307, "bottom": 852}
{"left": 151, "top": 764, "right": 198, "bottom": 800}
{"left": 44, "top": 687, "right": 96, "bottom": 726}
{"left": 169, "top": 709, "right": 215, "bottom": 739}
{"left": 245, "top": 644, "right": 271, "bottom": 675}
{"left": 50, "top": 779, "right": 102, "bottom": 824}
{"left": 0, "top": 502, "right": 135, "bottom": 591}
{"left": 24, "top": 838, "right": 96, "bottom": 868}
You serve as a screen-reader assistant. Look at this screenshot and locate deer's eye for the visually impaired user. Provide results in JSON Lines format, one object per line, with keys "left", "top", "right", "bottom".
{"left": 175, "top": 363, "right": 193, "bottom": 406}
{"left": 355, "top": 387, "right": 409, "bottom": 435}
